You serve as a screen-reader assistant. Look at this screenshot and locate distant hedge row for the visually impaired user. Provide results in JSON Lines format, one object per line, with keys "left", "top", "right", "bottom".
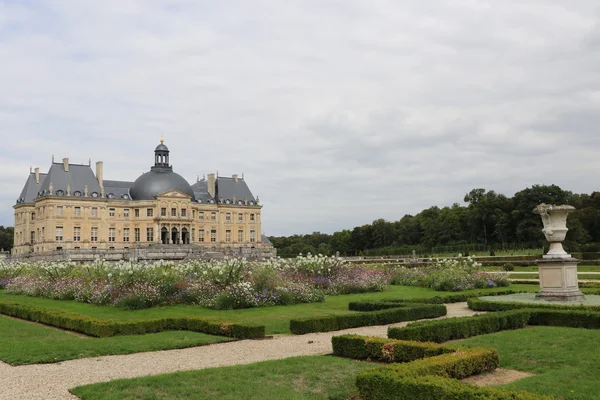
{"left": 290, "top": 303, "right": 445, "bottom": 334}
{"left": 0, "top": 300, "right": 265, "bottom": 339}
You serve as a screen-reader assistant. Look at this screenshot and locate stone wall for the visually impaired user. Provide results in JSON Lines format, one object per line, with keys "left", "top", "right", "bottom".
{"left": 9, "top": 244, "right": 276, "bottom": 263}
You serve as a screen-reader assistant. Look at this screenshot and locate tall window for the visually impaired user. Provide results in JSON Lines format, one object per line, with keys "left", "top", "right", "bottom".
{"left": 41, "top": 227, "right": 44, "bottom": 241}
{"left": 73, "top": 227, "right": 81, "bottom": 242}
{"left": 171, "top": 208, "right": 177, "bottom": 216}
{"left": 109, "top": 228, "right": 116, "bottom": 242}
{"left": 238, "top": 230, "right": 244, "bottom": 242}
{"left": 91, "top": 207, "right": 98, "bottom": 217}
{"left": 134, "top": 228, "right": 140, "bottom": 242}
{"left": 55, "top": 226, "right": 63, "bottom": 242}
{"left": 238, "top": 213, "right": 243, "bottom": 222}
{"left": 147, "top": 208, "right": 153, "bottom": 217}
{"left": 225, "top": 213, "right": 231, "bottom": 222}
{"left": 181, "top": 209, "right": 187, "bottom": 217}
{"left": 56, "top": 206, "right": 63, "bottom": 216}
{"left": 199, "top": 212, "right": 204, "bottom": 220}
{"left": 161, "top": 208, "right": 167, "bottom": 216}
{"left": 109, "top": 208, "right": 115, "bottom": 217}
{"left": 135, "top": 209, "right": 140, "bottom": 217}
{"left": 210, "top": 229, "right": 217, "bottom": 242}
{"left": 30, "top": 231, "right": 35, "bottom": 243}
{"left": 74, "top": 207, "right": 81, "bottom": 217}
{"left": 211, "top": 212, "right": 216, "bottom": 221}
{"left": 192, "top": 210, "right": 196, "bottom": 218}
{"left": 91, "top": 227, "right": 98, "bottom": 242}
{"left": 225, "top": 229, "right": 231, "bottom": 242}
{"left": 191, "top": 228, "right": 195, "bottom": 242}
{"left": 31, "top": 212, "right": 36, "bottom": 221}
{"left": 250, "top": 213, "right": 255, "bottom": 222}
{"left": 147, "top": 227, "right": 154, "bottom": 242}
{"left": 123, "top": 228, "right": 130, "bottom": 242}
{"left": 250, "top": 230, "right": 256, "bottom": 243}
{"left": 124, "top": 209, "right": 130, "bottom": 218}
{"left": 199, "top": 229, "right": 205, "bottom": 242}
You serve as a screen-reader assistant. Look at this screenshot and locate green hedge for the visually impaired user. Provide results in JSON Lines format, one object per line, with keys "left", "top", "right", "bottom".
{"left": 348, "top": 290, "right": 522, "bottom": 311}
{"left": 388, "top": 310, "right": 531, "bottom": 343}
{"left": 468, "top": 297, "right": 600, "bottom": 312}
{"left": 332, "top": 335, "right": 453, "bottom": 362}
{"left": 0, "top": 300, "right": 264, "bottom": 339}
{"left": 355, "top": 347, "right": 500, "bottom": 400}
{"left": 357, "top": 374, "right": 553, "bottom": 400}
{"left": 528, "top": 309, "right": 600, "bottom": 329}
{"left": 289, "top": 303, "right": 446, "bottom": 334}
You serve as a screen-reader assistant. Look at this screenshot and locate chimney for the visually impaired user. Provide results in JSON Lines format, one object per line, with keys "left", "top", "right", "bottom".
{"left": 96, "top": 161, "right": 104, "bottom": 188}
{"left": 35, "top": 168, "right": 40, "bottom": 184}
{"left": 63, "top": 158, "right": 69, "bottom": 172}
{"left": 232, "top": 174, "right": 238, "bottom": 183}
{"left": 207, "top": 173, "right": 216, "bottom": 198}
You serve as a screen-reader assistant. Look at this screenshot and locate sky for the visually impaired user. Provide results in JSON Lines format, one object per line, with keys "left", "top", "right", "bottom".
{"left": 1, "top": 0, "right": 600, "bottom": 236}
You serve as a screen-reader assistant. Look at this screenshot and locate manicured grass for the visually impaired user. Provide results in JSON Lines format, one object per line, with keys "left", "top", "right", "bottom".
{"left": 0, "top": 315, "right": 232, "bottom": 365}
{"left": 458, "top": 326, "right": 600, "bottom": 400}
{"left": 71, "top": 355, "right": 374, "bottom": 400}
{"left": 483, "top": 265, "right": 600, "bottom": 272}
{"left": 0, "top": 285, "right": 535, "bottom": 335}
{"left": 508, "top": 273, "right": 600, "bottom": 280}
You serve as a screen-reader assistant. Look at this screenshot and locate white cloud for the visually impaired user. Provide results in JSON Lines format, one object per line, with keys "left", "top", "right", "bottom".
{"left": 1, "top": 0, "right": 600, "bottom": 235}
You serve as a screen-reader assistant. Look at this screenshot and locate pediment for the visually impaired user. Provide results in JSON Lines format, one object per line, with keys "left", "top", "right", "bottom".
{"left": 155, "top": 189, "right": 192, "bottom": 199}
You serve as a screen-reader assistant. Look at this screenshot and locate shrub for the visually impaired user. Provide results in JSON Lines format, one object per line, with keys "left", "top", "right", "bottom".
{"left": 332, "top": 335, "right": 453, "bottom": 362}
{"left": 290, "top": 303, "right": 446, "bottom": 334}
{"left": 355, "top": 347, "right": 500, "bottom": 400}
{"left": 503, "top": 263, "right": 515, "bottom": 271}
{"left": 388, "top": 310, "right": 530, "bottom": 343}
{"left": 468, "top": 297, "right": 600, "bottom": 312}
{"left": 0, "top": 300, "right": 265, "bottom": 339}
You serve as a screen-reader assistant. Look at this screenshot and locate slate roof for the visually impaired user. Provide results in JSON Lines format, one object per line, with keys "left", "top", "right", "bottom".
{"left": 36, "top": 163, "right": 102, "bottom": 199}
{"left": 215, "top": 177, "right": 257, "bottom": 205}
{"left": 103, "top": 180, "right": 134, "bottom": 200}
{"left": 190, "top": 180, "right": 214, "bottom": 204}
{"left": 17, "top": 172, "right": 48, "bottom": 204}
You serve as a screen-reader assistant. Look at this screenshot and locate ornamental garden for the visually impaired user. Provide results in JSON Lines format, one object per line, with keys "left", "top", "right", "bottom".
{"left": 2, "top": 245, "right": 600, "bottom": 398}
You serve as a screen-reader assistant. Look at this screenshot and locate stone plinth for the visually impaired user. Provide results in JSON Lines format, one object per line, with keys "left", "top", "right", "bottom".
{"left": 536, "top": 257, "right": 585, "bottom": 302}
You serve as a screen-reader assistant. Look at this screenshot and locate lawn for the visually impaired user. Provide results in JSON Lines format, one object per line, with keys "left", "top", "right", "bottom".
{"left": 483, "top": 265, "right": 600, "bottom": 272}
{"left": 0, "top": 285, "right": 535, "bottom": 335}
{"left": 0, "top": 315, "right": 232, "bottom": 365}
{"left": 508, "top": 273, "right": 600, "bottom": 280}
{"left": 458, "top": 326, "right": 600, "bottom": 400}
{"left": 69, "top": 326, "right": 600, "bottom": 400}
{"left": 70, "top": 355, "right": 374, "bottom": 400}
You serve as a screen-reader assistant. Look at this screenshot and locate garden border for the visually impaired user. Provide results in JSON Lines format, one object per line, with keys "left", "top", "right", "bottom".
{"left": 0, "top": 300, "right": 265, "bottom": 339}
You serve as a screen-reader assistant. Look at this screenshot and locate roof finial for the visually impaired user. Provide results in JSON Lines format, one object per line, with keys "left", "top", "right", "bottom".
{"left": 52, "top": 154, "right": 55, "bottom": 163}
{"left": 30, "top": 166, "right": 32, "bottom": 173}
{"left": 88, "top": 158, "right": 91, "bottom": 166}
{"left": 242, "top": 172, "right": 244, "bottom": 179}
{"left": 160, "top": 136, "right": 164, "bottom": 144}
{"left": 216, "top": 169, "right": 219, "bottom": 177}
{"left": 197, "top": 175, "right": 199, "bottom": 182}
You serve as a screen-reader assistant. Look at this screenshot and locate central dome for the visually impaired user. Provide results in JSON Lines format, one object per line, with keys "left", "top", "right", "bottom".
{"left": 130, "top": 169, "right": 195, "bottom": 200}
{"left": 129, "top": 139, "right": 196, "bottom": 201}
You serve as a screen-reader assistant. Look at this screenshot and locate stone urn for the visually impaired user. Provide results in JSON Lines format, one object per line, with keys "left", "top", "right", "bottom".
{"left": 533, "top": 203, "right": 584, "bottom": 301}
{"left": 533, "top": 204, "right": 575, "bottom": 259}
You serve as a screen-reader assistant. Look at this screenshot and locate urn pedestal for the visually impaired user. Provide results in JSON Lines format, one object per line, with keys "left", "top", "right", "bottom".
{"left": 536, "top": 257, "right": 585, "bottom": 301}
{"left": 533, "top": 204, "right": 585, "bottom": 302}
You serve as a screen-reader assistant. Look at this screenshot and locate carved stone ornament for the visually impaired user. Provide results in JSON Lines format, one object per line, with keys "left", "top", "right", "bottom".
{"left": 48, "top": 182, "right": 54, "bottom": 195}
{"left": 66, "top": 184, "right": 71, "bottom": 196}
{"left": 533, "top": 203, "right": 575, "bottom": 258}
{"left": 84, "top": 185, "right": 89, "bottom": 197}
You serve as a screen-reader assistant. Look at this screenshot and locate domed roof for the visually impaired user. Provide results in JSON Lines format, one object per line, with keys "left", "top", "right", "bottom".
{"left": 155, "top": 143, "right": 169, "bottom": 152}
{"left": 130, "top": 169, "right": 195, "bottom": 200}
{"left": 130, "top": 139, "right": 195, "bottom": 200}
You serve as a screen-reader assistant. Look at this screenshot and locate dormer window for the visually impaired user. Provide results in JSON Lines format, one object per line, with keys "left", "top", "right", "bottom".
{"left": 91, "top": 192, "right": 99, "bottom": 198}
{"left": 74, "top": 191, "right": 82, "bottom": 197}
{"left": 107, "top": 193, "right": 115, "bottom": 199}
{"left": 56, "top": 190, "right": 64, "bottom": 196}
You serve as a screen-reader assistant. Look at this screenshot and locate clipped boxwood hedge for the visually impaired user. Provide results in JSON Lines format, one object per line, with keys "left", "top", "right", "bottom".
{"left": 348, "top": 289, "right": 522, "bottom": 311}
{"left": 468, "top": 297, "right": 600, "bottom": 312}
{"left": 332, "top": 335, "right": 453, "bottom": 362}
{"left": 388, "top": 309, "right": 531, "bottom": 343}
{"left": 355, "top": 347, "right": 501, "bottom": 400}
{"left": 0, "top": 300, "right": 264, "bottom": 339}
{"left": 289, "top": 303, "right": 446, "bottom": 334}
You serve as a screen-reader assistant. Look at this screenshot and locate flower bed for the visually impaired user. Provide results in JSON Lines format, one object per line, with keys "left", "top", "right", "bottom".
{"left": 0, "top": 254, "right": 392, "bottom": 310}
{"left": 392, "top": 255, "right": 510, "bottom": 291}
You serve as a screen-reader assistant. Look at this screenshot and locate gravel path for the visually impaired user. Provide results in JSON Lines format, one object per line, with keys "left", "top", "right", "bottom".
{"left": 0, "top": 303, "right": 481, "bottom": 400}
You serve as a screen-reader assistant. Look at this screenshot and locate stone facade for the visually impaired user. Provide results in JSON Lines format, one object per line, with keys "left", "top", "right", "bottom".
{"left": 12, "top": 140, "right": 276, "bottom": 261}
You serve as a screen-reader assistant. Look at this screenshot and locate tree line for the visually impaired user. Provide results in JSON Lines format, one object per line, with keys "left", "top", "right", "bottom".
{"left": 0, "top": 226, "right": 13, "bottom": 253}
{"left": 269, "top": 184, "right": 600, "bottom": 257}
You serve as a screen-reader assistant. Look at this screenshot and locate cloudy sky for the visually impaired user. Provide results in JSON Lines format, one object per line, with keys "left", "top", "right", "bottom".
{"left": 1, "top": 0, "right": 599, "bottom": 236}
